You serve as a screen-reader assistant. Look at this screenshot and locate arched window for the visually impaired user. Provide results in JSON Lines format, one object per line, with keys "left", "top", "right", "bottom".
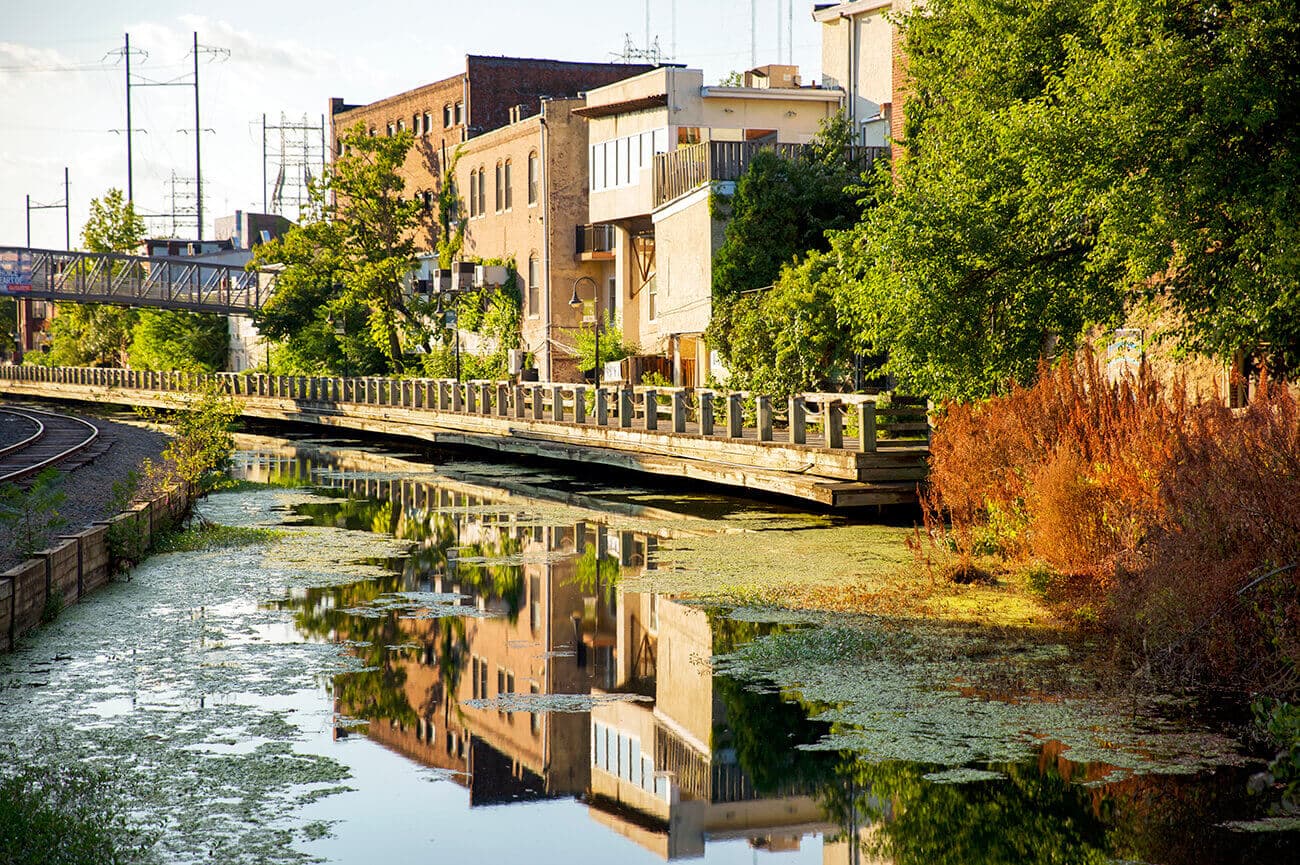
{"left": 476, "top": 167, "right": 486, "bottom": 217}
{"left": 527, "top": 151, "right": 539, "bottom": 205}
{"left": 503, "top": 159, "right": 513, "bottom": 210}
{"left": 469, "top": 170, "right": 478, "bottom": 217}
{"left": 443, "top": 104, "right": 453, "bottom": 128}
{"left": 494, "top": 161, "right": 503, "bottom": 213}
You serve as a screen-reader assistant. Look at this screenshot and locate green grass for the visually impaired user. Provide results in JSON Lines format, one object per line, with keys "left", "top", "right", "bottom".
{"left": 153, "top": 523, "right": 284, "bottom": 553}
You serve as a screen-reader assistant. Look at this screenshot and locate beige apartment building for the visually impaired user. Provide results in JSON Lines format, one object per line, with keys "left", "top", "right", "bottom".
{"left": 576, "top": 65, "right": 842, "bottom": 386}
{"left": 813, "top": 0, "right": 913, "bottom": 147}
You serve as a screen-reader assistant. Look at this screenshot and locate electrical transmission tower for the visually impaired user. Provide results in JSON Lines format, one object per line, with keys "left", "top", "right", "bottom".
{"left": 262, "top": 113, "right": 326, "bottom": 224}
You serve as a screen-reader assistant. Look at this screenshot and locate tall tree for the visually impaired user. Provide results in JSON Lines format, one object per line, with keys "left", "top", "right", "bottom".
{"left": 844, "top": 0, "right": 1300, "bottom": 400}
{"left": 42, "top": 188, "right": 146, "bottom": 367}
{"left": 254, "top": 123, "right": 428, "bottom": 372}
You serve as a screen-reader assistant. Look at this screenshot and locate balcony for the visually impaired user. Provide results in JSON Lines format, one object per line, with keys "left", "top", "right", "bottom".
{"left": 575, "top": 224, "right": 616, "bottom": 261}
{"left": 652, "top": 141, "right": 889, "bottom": 209}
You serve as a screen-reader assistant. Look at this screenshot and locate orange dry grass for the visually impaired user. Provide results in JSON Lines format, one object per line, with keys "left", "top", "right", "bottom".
{"left": 924, "top": 351, "right": 1300, "bottom": 693}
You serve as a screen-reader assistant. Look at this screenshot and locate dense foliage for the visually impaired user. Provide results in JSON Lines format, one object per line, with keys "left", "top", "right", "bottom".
{"left": 706, "top": 115, "right": 878, "bottom": 393}
{"left": 924, "top": 353, "right": 1300, "bottom": 694}
{"left": 839, "top": 0, "right": 1300, "bottom": 400}
{"left": 253, "top": 123, "right": 433, "bottom": 374}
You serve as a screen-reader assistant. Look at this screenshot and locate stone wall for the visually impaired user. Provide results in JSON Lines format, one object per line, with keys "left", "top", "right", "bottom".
{"left": 0, "top": 486, "right": 194, "bottom": 652}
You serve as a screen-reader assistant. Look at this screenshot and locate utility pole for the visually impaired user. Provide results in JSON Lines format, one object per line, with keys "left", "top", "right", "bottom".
{"left": 25, "top": 169, "right": 70, "bottom": 249}
{"left": 125, "top": 33, "right": 133, "bottom": 201}
{"left": 751, "top": 0, "right": 758, "bottom": 68}
{"left": 193, "top": 31, "right": 203, "bottom": 240}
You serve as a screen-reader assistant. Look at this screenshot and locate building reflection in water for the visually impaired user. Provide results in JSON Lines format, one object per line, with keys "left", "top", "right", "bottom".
{"left": 240, "top": 451, "right": 856, "bottom": 861}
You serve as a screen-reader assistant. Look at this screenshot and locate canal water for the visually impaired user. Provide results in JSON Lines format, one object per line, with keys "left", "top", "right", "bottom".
{"left": 1, "top": 440, "right": 1296, "bottom": 864}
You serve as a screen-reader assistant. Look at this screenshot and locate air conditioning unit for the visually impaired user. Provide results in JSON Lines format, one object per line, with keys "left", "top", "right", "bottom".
{"left": 430, "top": 269, "right": 452, "bottom": 293}
{"left": 451, "top": 262, "right": 477, "bottom": 292}
{"left": 474, "top": 264, "right": 509, "bottom": 287}
{"left": 508, "top": 349, "right": 528, "bottom": 374}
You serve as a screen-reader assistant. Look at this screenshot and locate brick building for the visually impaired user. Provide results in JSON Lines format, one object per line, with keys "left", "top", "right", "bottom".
{"left": 813, "top": 0, "right": 913, "bottom": 148}
{"left": 328, "top": 56, "right": 653, "bottom": 376}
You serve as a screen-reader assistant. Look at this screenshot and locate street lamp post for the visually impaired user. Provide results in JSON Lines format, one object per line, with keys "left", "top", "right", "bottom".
{"left": 568, "top": 275, "right": 600, "bottom": 389}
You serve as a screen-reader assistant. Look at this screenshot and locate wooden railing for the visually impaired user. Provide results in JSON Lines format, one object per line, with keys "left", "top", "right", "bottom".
{"left": 0, "top": 366, "right": 931, "bottom": 455}
{"left": 652, "top": 142, "right": 888, "bottom": 209}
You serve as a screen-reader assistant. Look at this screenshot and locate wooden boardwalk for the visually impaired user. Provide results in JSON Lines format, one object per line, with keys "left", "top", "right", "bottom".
{"left": 0, "top": 366, "right": 930, "bottom": 508}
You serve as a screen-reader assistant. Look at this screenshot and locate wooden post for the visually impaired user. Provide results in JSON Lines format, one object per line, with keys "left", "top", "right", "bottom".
{"left": 699, "top": 392, "right": 715, "bottom": 436}
{"left": 451, "top": 382, "right": 463, "bottom": 412}
{"left": 531, "top": 386, "right": 544, "bottom": 420}
{"left": 643, "top": 389, "right": 658, "bottom": 430}
{"left": 496, "top": 384, "right": 509, "bottom": 417}
{"left": 573, "top": 386, "right": 587, "bottom": 424}
{"left": 727, "top": 393, "right": 743, "bottom": 439}
{"left": 437, "top": 381, "right": 450, "bottom": 411}
{"left": 857, "top": 401, "right": 876, "bottom": 453}
{"left": 826, "top": 401, "right": 844, "bottom": 449}
{"left": 757, "top": 396, "right": 773, "bottom": 442}
{"left": 671, "top": 391, "right": 686, "bottom": 433}
{"left": 513, "top": 385, "right": 526, "bottom": 418}
{"left": 594, "top": 387, "right": 608, "bottom": 425}
{"left": 466, "top": 383, "right": 478, "bottom": 413}
{"left": 789, "top": 396, "right": 806, "bottom": 444}
{"left": 425, "top": 382, "right": 436, "bottom": 410}
{"left": 480, "top": 382, "right": 492, "bottom": 414}
{"left": 619, "top": 388, "right": 634, "bottom": 428}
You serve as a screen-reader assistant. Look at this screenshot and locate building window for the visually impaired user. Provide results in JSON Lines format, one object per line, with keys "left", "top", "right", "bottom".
{"left": 646, "top": 273, "right": 657, "bottom": 321}
{"left": 423, "top": 111, "right": 433, "bottom": 134}
{"left": 494, "top": 161, "right": 503, "bottom": 213}
{"left": 397, "top": 119, "right": 405, "bottom": 133}
{"left": 503, "top": 159, "right": 512, "bottom": 210}
{"left": 527, "top": 151, "right": 539, "bottom": 205}
{"left": 368, "top": 127, "right": 376, "bottom": 137}
{"left": 527, "top": 254, "right": 540, "bottom": 316}
{"left": 469, "top": 171, "right": 478, "bottom": 218}
{"left": 530, "top": 682, "right": 541, "bottom": 735}
{"left": 454, "top": 100, "right": 464, "bottom": 126}
{"left": 443, "top": 104, "right": 453, "bottom": 128}
{"left": 387, "top": 122, "right": 395, "bottom": 137}
{"left": 476, "top": 167, "right": 486, "bottom": 217}
{"left": 413, "top": 114, "right": 421, "bottom": 135}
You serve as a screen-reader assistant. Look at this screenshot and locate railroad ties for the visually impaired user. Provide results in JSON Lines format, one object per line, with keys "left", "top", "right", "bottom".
{"left": 0, "top": 406, "right": 103, "bottom": 484}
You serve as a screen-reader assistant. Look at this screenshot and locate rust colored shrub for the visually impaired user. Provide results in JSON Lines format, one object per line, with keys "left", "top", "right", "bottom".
{"left": 925, "top": 351, "right": 1300, "bottom": 694}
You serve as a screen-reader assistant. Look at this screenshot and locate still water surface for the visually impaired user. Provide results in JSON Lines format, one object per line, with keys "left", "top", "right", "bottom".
{"left": 1, "top": 442, "right": 1296, "bottom": 864}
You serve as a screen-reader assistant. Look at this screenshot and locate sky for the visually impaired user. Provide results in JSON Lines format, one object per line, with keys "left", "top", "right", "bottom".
{"left": 0, "top": 0, "right": 827, "bottom": 249}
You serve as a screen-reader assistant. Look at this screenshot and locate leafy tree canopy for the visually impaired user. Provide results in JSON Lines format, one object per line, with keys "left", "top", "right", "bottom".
{"left": 253, "top": 122, "right": 431, "bottom": 373}
{"left": 845, "top": 0, "right": 1300, "bottom": 400}
{"left": 128, "top": 309, "right": 228, "bottom": 373}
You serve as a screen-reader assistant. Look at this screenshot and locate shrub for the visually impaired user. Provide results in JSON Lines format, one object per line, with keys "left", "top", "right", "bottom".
{"left": 923, "top": 350, "right": 1300, "bottom": 694}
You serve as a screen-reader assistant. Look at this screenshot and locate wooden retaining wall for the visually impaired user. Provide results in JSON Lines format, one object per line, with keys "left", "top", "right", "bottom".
{"left": 0, "top": 486, "right": 194, "bottom": 652}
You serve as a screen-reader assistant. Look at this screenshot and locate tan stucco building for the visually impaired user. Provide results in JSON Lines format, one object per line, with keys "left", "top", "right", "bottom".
{"left": 813, "top": 0, "right": 913, "bottom": 147}
{"left": 576, "top": 66, "right": 842, "bottom": 386}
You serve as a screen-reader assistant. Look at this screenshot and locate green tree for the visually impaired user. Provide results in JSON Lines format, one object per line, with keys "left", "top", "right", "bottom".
{"left": 845, "top": 0, "right": 1300, "bottom": 400}
{"left": 710, "top": 113, "right": 863, "bottom": 301}
{"left": 38, "top": 188, "right": 147, "bottom": 367}
{"left": 254, "top": 122, "right": 428, "bottom": 373}
{"left": 572, "top": 311, "right": 638, "bottom": 375}
{"left": 128, "top": 309, "right": 228, "bottom": 373}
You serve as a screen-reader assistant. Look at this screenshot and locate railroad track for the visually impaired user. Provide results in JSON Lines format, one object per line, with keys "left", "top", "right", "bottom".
{"left": 0, "top": 405, "right": 103, "bottom": 484}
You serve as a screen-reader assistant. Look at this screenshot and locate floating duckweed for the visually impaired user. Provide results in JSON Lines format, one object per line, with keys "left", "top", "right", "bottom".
{"left": 921, "top": 767, "right": 1008, "bottom": 784}
{"left": 1220, "top": 817, "right": 1300, "bottom": 833}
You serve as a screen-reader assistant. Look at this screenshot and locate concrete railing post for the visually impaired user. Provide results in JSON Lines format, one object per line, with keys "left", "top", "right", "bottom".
{"left": 856, "top": 401, "right": 875, "bottom": 453}
{"left": 619, "top": 388, "right": 634, "bottom": 429}
{"left": 789, "top": 396, "right": 807, "bottom": 445}
{"left": 757, "top": 396, "right": 773, "bottom": 442}
{"left": 551, "top": 385, "right": 565, "bottom": 422}
{"left": 573, "top": 386, "right": 586, "bottom": 424}
{"left": 699, "top": 392, "right": 715, "bottom": 436}
{"left": 727, "top": 393, "right": 743, "bottom": 439}
{"left": 671, "top": 391, "right": 686, "bottom": 433}
{"left": 826, "top": 402, "right": 844, "bottom": 450}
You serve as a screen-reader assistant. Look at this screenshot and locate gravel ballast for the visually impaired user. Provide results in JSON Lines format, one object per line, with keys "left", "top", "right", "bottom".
{"left": 1, "top": 403, "right": 169, "bottom": 572}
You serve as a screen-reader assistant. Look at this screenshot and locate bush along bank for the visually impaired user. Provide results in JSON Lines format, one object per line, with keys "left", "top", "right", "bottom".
{"left": 919, "top": 349, "right": 1300, "bottom": 699}
{"left": 0, "top": 385, "right": 238, "bottom": 652}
